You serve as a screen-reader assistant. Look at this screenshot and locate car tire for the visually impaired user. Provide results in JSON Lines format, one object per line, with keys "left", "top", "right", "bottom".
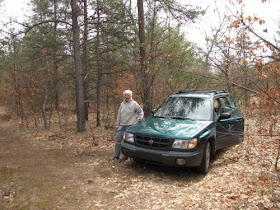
{"left": 133, "top": 158, "right": 143, "bottom": 164}
{"left": 197, "top": 141, "right": 211, "bottom": 174}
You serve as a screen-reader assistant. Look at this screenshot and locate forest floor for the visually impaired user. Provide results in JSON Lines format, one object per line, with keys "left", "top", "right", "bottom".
{"left": 0, "top": 106, "right": 280, "bottom": 210}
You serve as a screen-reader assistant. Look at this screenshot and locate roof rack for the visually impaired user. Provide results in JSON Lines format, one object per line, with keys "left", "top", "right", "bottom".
{"left": 175, "top": 89, "right": 227, "bottom": 94}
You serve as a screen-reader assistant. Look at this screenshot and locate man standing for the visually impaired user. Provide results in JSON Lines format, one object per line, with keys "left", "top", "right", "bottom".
{"left": 110, "top": 90, "right": 144, "bottom": 160}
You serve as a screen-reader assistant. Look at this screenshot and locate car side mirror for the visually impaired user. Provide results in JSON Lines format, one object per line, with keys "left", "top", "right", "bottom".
{"left": 151, "top": 109, "right": 156, "bottom": 114}
{"left": 218, "top": 112, "right": 231, "bottom": 121}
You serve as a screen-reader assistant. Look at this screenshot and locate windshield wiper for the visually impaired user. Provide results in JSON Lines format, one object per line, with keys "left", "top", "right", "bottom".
{"left": 153, "top": 116, "right": 166, "bottom": 118}
{"left": 154, "top": 116, "right": 195, "bottom": 120}
{"left": 171, "top": 116, "right": 194, "bottom": 120}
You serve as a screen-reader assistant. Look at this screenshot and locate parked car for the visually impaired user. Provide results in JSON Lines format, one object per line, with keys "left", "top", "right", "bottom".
{"left": 121, "top": 89, "right": 244, "bottom": 174}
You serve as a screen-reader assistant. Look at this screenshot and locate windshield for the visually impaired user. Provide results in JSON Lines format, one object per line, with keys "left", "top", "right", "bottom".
{"left": 154, "top": 96, "right": 211, "bottom": 121}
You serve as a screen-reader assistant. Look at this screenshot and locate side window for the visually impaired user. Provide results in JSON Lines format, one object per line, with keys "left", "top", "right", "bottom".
{"left": 226, "top": 96, "right": 240, "bottom": 116}
{"left": 219, "top": 97, "right": 236, "bottom": 114}
{"left": 214, "top": 98, "right": 222, "bottom": 120}
{"left": 226, "top": 96, "right": 236, "bottom": 109}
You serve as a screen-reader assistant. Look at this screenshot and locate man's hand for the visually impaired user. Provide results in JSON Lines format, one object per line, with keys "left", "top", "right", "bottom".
{"left": 115, "top": 125, "right": 118, "bottom": 132}
{"left": 132, "top": 121, "right": 138, "bottom": 125}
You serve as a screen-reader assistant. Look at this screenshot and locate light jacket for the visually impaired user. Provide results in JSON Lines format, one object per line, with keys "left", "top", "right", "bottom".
{"left": 116, "top": 99, "right": 144, "bottom": 126}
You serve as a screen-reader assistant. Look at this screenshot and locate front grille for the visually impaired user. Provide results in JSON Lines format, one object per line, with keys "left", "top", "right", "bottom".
{"left": 135, "top": 135, "right": 172, "bottom": 149}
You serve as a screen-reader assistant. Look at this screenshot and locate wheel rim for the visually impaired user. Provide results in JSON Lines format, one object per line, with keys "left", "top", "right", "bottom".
{"left": 205, "top": 143, "right": 211, "bottom": 170}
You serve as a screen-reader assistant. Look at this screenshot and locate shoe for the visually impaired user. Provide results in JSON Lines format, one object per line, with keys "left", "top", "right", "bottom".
{"left": 109, "top": 156, "right": 118, "bottom": 161}
{"left": 120, "top": 155, "right": 128, "bottom": 161}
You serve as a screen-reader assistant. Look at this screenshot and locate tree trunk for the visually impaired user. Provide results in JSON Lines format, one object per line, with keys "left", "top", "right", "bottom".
{"left": 71, "top": 0, "right": 86, "bottom": 132}
{"left": 42, "top": 84, "right": 49, "bottom": 130}
{"left": 53, "top": 0, "right": 59, "bottom": 110}
{"left": 53, "top": 0, "right": 62, "bottom": 128}
{"left": 82, "top": 0, "right": 89, "bottom": 121}
{"left": 137, "top": 0, "right": 152, "bottom": 117}
{"left": 96, "top": 0, "right": 102, "bottom": 127}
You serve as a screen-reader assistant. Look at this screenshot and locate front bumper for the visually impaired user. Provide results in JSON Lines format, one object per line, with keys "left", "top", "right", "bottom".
{"left": 121, "top": 143, "right": 204, "bottom": 167}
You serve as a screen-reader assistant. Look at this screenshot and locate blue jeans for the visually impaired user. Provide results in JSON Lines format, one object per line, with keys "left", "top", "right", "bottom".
{"left": 114, "top": 125, "right": 130, "bottom": 158}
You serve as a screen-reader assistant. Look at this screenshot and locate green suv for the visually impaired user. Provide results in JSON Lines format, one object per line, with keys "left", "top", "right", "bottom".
{"left": 121, "top": 90, "right": 244, "bottom": 174}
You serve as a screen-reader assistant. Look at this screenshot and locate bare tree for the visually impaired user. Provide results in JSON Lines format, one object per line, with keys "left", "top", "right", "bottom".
{"left": 71, "top": 0, "right": 86, "bottom": 132}
{"left": 137, "top": 0, "right": 152, "bottom": 117}
{"left": 96, "top": 0, "right": 102, "bottom": 127}
{"left": 82, "top": 0, "right": 89, "bottom": 121}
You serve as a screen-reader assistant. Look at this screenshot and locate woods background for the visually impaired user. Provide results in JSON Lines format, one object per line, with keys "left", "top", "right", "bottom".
{"left": 0, "top": 0, "right": 279, "bottom": 138}
{"left": 0, "top": 1, "right": 279, "bottom": 208}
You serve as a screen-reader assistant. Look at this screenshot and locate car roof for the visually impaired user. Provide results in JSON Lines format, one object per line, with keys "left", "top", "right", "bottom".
{"left": 173, "top": 89, "right": 229, "bottom": 97}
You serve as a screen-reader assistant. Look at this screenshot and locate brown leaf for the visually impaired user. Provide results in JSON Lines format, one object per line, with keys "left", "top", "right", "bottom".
{"left": 269, "top": 123, "right": 273, "bottom": 137}
{"left": 227, "top": 194, "right": 240, "bottom": 200}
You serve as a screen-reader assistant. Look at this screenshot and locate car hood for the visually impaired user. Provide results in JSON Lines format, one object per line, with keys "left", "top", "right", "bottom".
{"left": 127, "top": 117, "right": 212, "bottom": 139}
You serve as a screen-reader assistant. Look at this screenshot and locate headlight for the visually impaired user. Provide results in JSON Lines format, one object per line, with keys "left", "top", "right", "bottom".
{"left": 125, "top": 132, "right": 134, "bottom": 143}
{"left": 172, "top": 139, "right": 197, "bottom": 149}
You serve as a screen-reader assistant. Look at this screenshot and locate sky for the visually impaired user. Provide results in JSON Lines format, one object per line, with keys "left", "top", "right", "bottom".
{"left": 1, "top": 0, "right": 280, "bottom": 48}
{"left": 184, "top": 0, "right": 280, "bottom": 47}
{"left": 2, "top": 0, "right": 30, "bottom": 19}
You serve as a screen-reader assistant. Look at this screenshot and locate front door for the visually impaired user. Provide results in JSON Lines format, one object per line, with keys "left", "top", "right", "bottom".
{"left": 215, "top": 97, "right": 244, "bottom": 149}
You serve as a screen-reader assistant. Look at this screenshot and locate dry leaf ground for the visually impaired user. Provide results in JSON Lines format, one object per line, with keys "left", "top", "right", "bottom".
{"left": 0, "top": 106, "right": 279, "bottom": 209}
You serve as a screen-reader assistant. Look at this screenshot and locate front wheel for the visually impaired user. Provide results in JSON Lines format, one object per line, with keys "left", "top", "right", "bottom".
{"left": 197, "top": 141, "right": 211, "bottom": 174}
